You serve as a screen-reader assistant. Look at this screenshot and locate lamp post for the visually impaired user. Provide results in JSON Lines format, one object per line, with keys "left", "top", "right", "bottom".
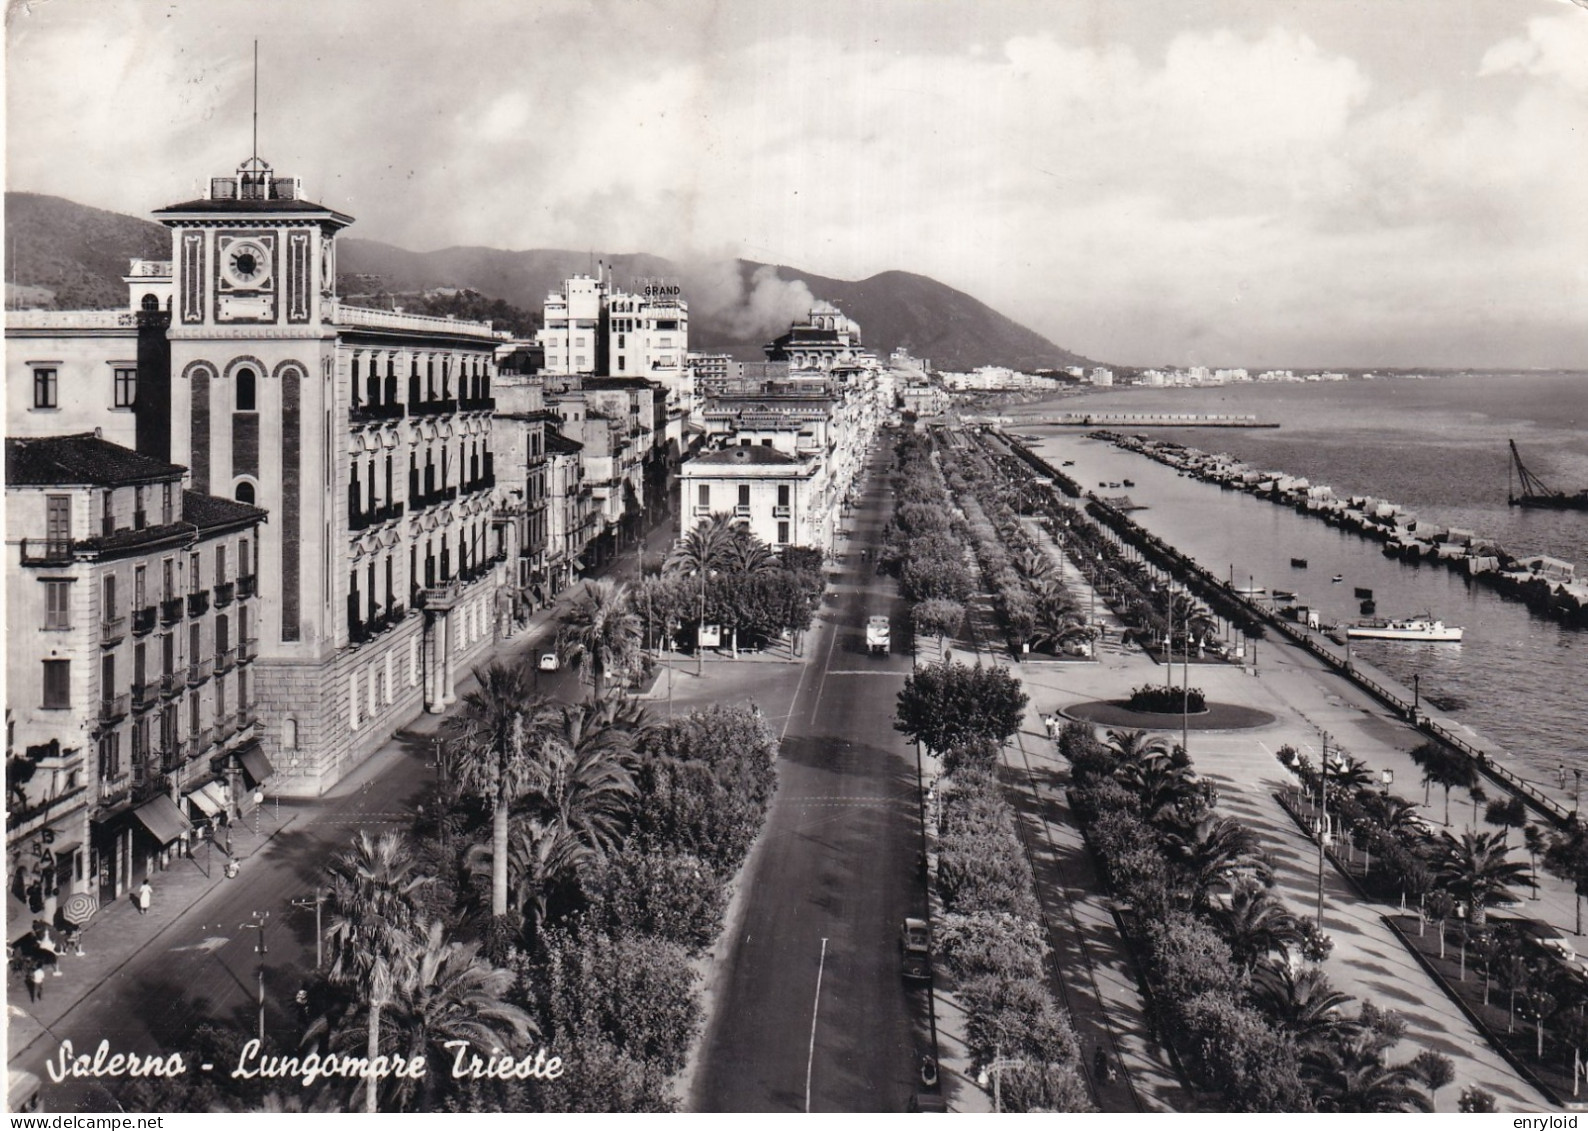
{"left": 1180, "top": 587, "right": 1191, "bottom": 760}
{"left": 1316, "top": 733, "right": 1331, "bottom": 927}
{"left": 1381, "top": 767, "right": 1394, "bottom": 797}
{"left": 252, "top": 789, "right": 264, "bottom": 837}
{"left": 239, "top": 911, "right": 269, "bottom": 1044}
{"left": 1576, "top": 768, "right": 1582, "bottom": 816}
{"left": 977, "top": 1047, "right": 1029, "bottom": 1113}
{"left": 291, "top": 888, "right": 326, "bottom": 970}
{"left": 1413, "top": 673, "right": 1421, "bottom": 721}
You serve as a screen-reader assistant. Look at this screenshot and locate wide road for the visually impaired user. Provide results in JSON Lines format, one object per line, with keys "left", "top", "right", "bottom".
{"left": 692, "top": 443, "right": 930, "bottom": 1113}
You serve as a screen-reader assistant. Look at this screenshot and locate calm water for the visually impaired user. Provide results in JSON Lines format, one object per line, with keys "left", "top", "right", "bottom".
{"left": 1015, "top": 372, "right": 1588, "bottom": 792}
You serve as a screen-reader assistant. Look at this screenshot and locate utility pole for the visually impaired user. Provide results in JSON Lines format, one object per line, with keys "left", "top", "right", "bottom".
{"left": 291, "top": 888, "right": 327, "bottom": 970}
{"left": 1316, "top": 734, "right": 1330, "bottom": 926}
{"left": 240, "top": 911, "right": 269, "bottom": 1044}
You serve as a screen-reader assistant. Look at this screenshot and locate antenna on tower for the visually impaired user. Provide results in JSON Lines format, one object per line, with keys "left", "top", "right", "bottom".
{"left": 252, "top": 40, "right": 259, "bottom": 162}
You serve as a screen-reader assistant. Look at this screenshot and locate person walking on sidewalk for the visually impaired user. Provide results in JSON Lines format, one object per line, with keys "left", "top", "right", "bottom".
{"left": 135, "top": 879, "right": 153, "bottom": 916}
{"left": 28, "top": 963, "right": 45, "bottom": 1003}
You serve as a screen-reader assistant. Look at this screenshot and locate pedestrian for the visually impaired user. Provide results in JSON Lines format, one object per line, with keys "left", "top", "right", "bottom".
{"left": 29, "top": 963, "right": 45, "bottom": 1003}
{"left": 26, "top": 878, "right": 43, "bottom": 915}
{"left": 135, "top": 879, "right": 152, "bottom": 916}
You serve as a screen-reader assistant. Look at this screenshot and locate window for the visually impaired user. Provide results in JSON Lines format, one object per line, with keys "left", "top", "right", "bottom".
{"left": 189, "top": 552, "right": 202, "bottom": 593}
{"left": 42, "top": 659, "right": 70, "bottom": 708}
{"left": 236, "top": 482, "right": 255, "bottom": 505}
{"left": 103, "top": 575, "right": 118, "bottom": 621}
{"left": 761, "top": 439, "right": 773, "bottom": 447}
{"left": 161, "top": 482, "right": 173, "bottom": 525}
{"left": 240, "top": 538, "right": 251, "bottom": 578}
{"left": 98, "top": 732, "right": 121, "bottom": 780}
{"left": 114, "top": 367, "right": 137, "bottom": 408}
{"left": 162, "top": 558, "right": 175, "bottom": 602}
{"left": 189, "top": 623, "right": 201, "bottom": 669}
{"left": 778, "top": 485, "right": 790, "bottom": 507}
{"left": 738, "top": 485, "right": 750, "bottom": 508}
{"left": 33, "top": 368, "right": 58, "bottom": 409}
{"left": 778, "top": 521, "right": 789, "bottom": 545}
{"left": 47, "top": 495, "right": 71, "bottom": 547}
{"left": 216, "top": 545, "right": 228, "bottom": 584}
{"left": 236, "top": 367, "right": 257, "bottom": 411}
{"left": 283, "top": 718, "right": 298, "bottom": 749}
{"left": 44, "top": 580, "right": 71, "bottom": 629}
{"left": 162, "top": 633, "right": 175, "bottom": 677}
{"left": 188, "top": 692, "right": 199, "bottom": 738}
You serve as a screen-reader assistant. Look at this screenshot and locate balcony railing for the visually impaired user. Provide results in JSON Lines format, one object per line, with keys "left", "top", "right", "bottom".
{"left": 213, "top": 580, "right": 236, "bottom": 608}
{"left": 187, "top": 590, "right": 210, "bottom": 617}
{"left": 216, "top": 712, "right": 240, "bottom": 743}
{"left": 414, "top": 398, "right": 458, "bottom": 417}
{"left": 350, "top": 400, "right": 406, "bottom": 424}
{"left": 734, "top": 504, "right": 752, "bottom": 516}
{"left": 160, "top": 741, "right": 187, "bottom": 773}
{"left": 460, "top": 396, "right": 496, "bottom": 413}
{"left": 772, "top": 505, "right": 791, "bottom": 518}
{"left": 133, "top": 606, "right": 159, "bottom": 635}
{"left": 234, "top": 705, "right": 258, "bottom": 732}
{"left": 131, "top": 682, "right": 160, "bottom": 712}
{"left": 187, "top": 658, "right": 213, "bottom": 687}
{"left": 100, "top": 614, "right": 127, "bottom": 646}
{"left": 214, "top": 647, "right": 238, "bottom": 675}
{"left": 237, "top": 574, "right": 257, "bottom": 598}
{"left": 238, "top": 637, "right": 258, "bottom": 664}
{"left": 19, "top": 538, "right": 74, "bottom": 566}
{"left": 98, "top": 693, "right": 130, "bottom": 724}
{"left": 463, "top": 472, "right": 497, "bottom": 496}
{"left": 160, "top": 672, "right": 184, "bottom": 698}
{"left": 191, "top": 725, "right": 216, "bottom": 754}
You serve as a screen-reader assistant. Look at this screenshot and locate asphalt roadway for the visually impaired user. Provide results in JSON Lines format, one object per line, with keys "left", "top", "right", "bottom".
{"left": 690, "top": 450, "right": 931, "bottom": 1113}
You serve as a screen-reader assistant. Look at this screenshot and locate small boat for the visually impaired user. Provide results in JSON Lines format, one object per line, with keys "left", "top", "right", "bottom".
{"left": 1272, "top": 589, "right": 1297, "bottom": 601}
{"left": 1354, "top": 587, "right": 1374, "bottom": 600}
{"left": 1235, "top": 584, "right": 1267, "bottom": 597}
{"left": 1331, "top": 575, "right": 1344, "bottom": 583}
{"left": 1290, "top": 557, "right": 1308, "bottom": 569}
{"left": 1107, "top": 481, "right": 1123, "bottom": 489}
{"left": 1360, "top": 599, "right": 1376, "bottom": 615}
{"left": 1100, "top": 481, "right": 1108, "bottom": 488}
{"left": 1346, "top": 616, "right": 1463, "bottom": 642}
{"left": 1062, "top": 460, "right": 1074, "bottom": 467}
{"left": 1122, "top": 479, "right": 1135, "bottom": 488}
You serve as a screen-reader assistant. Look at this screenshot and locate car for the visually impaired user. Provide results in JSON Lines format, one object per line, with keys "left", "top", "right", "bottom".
{"left": 538, "top": 652, "right": 559, "bottom": 671}
{"left": 901, "top": 917, "right": 931, "bottom": 981}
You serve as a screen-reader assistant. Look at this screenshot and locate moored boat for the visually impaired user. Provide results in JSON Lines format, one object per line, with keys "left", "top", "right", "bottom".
{"left": 1355, "top": 587, "right": 1373, "bottom": 599}
{"left": 1345, "top": 616, "right": 1463, "bottom": 642}
{"left": 1331, "top": 575, "right": 1344, "bottom": 583}
{"left": 1290, "top": 557, "right": 1308, "bottom": 568}
{"left": 1273, "top": 589, "right": 1297, "bottom": 601}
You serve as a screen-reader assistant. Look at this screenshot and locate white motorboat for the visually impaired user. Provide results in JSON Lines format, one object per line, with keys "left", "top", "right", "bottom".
{"left": 1345, "top": 617, "right": 1464, "bottom": 642}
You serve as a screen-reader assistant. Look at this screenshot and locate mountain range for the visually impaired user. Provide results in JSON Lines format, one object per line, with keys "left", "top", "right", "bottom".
{"left": 4, "top": 192, "right": 1093, "bottom": 371}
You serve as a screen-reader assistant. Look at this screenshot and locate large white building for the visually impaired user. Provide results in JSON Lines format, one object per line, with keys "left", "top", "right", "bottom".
{"left": 678, "top": 445, "right": 825, "bottom": 550}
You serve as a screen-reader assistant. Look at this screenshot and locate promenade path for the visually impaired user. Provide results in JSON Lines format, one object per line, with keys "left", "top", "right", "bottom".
{"left": 945, "top": 516, "right": 1571, "bottom": 1113}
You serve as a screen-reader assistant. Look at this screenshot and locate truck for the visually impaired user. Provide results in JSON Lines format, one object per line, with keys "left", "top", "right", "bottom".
{"left": 866, "top": 615, "right": 890, "bottom": 655}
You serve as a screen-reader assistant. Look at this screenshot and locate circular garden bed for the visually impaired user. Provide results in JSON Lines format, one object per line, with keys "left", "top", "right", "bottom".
{"left": 1062, "top": 699, "right": 1276, "bottom": 731}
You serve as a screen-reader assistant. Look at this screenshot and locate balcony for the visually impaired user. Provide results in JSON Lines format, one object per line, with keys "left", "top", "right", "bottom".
{"left": 187, "top": 658, "right": 213, "bottom": 687}
{"left": 98, "top": 693, "right": 130, "bottom": 725}
{"left": 214, "top": 647, "right": 238, "bottom": 675}
{"left": 214, "top": 580, "right": 236, "bottom": 608}
{"left": 191, "top": 725, "right": 216, "bottom": 754}
{"left": 414, "top": 397, "right": 458, "bottom": 417}
{"left": 100, "top": 614, "right": 127, "bottom": 647}
{"left": 160, "top": 672, "right": 184, "bottom": 698}
{"left": 460, "top": 395, "right": 496, "bottom": 413}
{"left": 734, "top": 504, "right": 752, "bottom": 517}
{"left": 463, "top": 472, "right": 496, "bottom": 496}
{"left": 160, "top": 596, "right": 185, "bottom": 625}
{"left": 238, "top": 637, "right": 259, "bottom": 664}
{"left": 133, "top": 606, "right": 159, "bottom": 635}
{"left": 238, "top": 574, "right": 257, "bottom": 599}
{"left": 350, "top": 399, "right": 406, "bottom": 425}
{"left": 160, "top": 741, "right": 188, "bottom": 773}
{"left": 693, "top": 504, "right": 713, "bottom": 516}
{"left": 19, "top": 538, "right": 74, "bottom": 566}
{"left": 131, "top": 682, "right": 160, "bottom": 713}
{"left": 187, "top": 590, "right": 210, "bottom": 618}
{"left": 133, "top": 509, "right": 148, "bottom": 531}
{"left": 773, "top": 505, "right": 791, "bottom": 518}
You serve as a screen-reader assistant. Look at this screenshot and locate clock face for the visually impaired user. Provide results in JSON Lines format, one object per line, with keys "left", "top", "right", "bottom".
{"left": 221, "top": 238, "right": 272, "bottom": 289}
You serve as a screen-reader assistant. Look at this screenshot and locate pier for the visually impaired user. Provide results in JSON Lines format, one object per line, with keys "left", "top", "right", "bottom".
{"left": 1038, "top": 412, "right": 1279, "bottom": 428}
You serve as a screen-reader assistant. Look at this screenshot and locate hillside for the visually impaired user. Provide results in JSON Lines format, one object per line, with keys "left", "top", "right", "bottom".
{"left": 4, "top": 192, "right": 1095, "bottom": 370}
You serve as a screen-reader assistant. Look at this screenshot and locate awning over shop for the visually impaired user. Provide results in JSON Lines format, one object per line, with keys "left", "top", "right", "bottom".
{"left": 186, "top": 783, "right": 226, "bottom": 818}
{"left": 130, "top": 794, "right": 192, "bottom": 846}
{"left": 236, "top": 742, "right": 273, "bottom": 788}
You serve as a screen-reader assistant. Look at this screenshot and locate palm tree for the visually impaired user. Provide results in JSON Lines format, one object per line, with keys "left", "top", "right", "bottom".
{"left": 446, "top": 663, "right": 555, "bottom": 917}
{"left": 558, "top": 578, "right": 642, "bottom": 699}
{"left": 1435, "top": 829, "right": 1529, "bottom": 927}
{"left": 1304, "top": 1033, "right": 1433, "bottom": 1112}
{"left": 1409, "top": 741, "right": 1477, "bottom": 827}
{"left": 1166, "top": 814, "right": 1269, "bottom": 909}
{"left": 322, "top": 831, "right": 432, "bottom": 1114}
{"left": 664, "top": 513, "right": 739, "bottom": 579}
{"left": 719, "top": 528, "right": 779, "bottom": 575}
{"left": 1544, "top": 825, "right": 1588, "bottom": 935}
{"left": 529, "top": 701, "right": 641, "bottom": 857}
{"left": 1215, "top": 880, "right": 1302, "bottom": 969}
{"left": 1116, "top": 753, "right": 1201, "bottom": 825}
{"left": 382, "top": 920, "right": 538, "bottom": 1109}
{"left": 1105, "top": 728, "right": 1171, "bottom": 766}
{"left": 1251, "top": 962, "right": 1353, "bottom": 1049}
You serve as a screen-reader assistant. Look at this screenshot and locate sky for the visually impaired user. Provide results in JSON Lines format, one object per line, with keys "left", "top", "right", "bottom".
{"left": 5, "top": 0, "right": 1587, "bottom": 369}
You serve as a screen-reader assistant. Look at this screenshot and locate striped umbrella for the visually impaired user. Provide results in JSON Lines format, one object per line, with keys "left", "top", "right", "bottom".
{"left": 60, "top": 891, "right": 98, "bottom": 926}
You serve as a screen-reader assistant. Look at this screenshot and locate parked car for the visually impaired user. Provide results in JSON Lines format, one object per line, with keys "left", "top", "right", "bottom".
{"left": 538, "top": 652, "right": 559, "bottom": 671}
{"left": 900, "top": 917, "right": 931, "bottom": 981}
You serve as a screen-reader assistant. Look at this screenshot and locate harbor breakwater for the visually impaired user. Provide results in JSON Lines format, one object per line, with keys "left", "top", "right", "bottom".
{"left": 998, "top": 432, "right": 1581, "bottom": 831}
{"left": 1090, "top": 431, "right": 1588, "bottom": 629}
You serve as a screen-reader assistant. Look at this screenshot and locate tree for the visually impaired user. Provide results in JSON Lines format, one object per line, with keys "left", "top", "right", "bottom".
{"left": 663, "top": 513, "right": 739, "bottom": 579}
{"left": 1485, "top": 796, "right": 1528, "bottom": 845}
{"left": 1104, "top": 728, "right": 1172, "bottom": 767}
{"left": 322, "top": 831, "right": 433, "bottom": 1114}
{"left": 1408, "top": 1049, "right": 1454, "bottom": 1104}
{"left": 380, "top": 920, "right": 537, "bottom": 1110}
{"left": 1458, "top": 1086, "right": 1497, "bottom": 1112}
{"left": 446, "top": 663, "right": 554, "bottom": 917}
{"left": 1408, "top": 741, "right": 1476, "bottom": 827}
{"left": 558, "top": 578, "right": 643, "bottom": 699}
{"left": 1545, "top": 825, "right": 1588, "bottom": 936}
{"left": 894, "top": 660, "right": 1029, "bottom": 754}
{"left": 1303, "top": 1032, "right": 1432, "bottom": 1112}
{"left": 1250, "top": 962, "right": 1353, "bottom": 1051}
{"left": 1215, "top": 880, "right": 1301, "bottom": 970}
{"left": 1435, "top": 830, "right": 1528, "bottom": 928}
{"left": 532, "top": 700, "right": 640, "bottom": 858}
{"left": 912, "top": 598, "right": 964, "bottom": 648}
{"left": 1166, "top": 815, "right": 1269, "bottom": 910}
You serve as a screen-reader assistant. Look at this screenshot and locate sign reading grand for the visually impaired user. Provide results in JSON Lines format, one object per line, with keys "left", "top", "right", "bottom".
{"left": 636, "top": 277, "right": 682, "bottom": 299}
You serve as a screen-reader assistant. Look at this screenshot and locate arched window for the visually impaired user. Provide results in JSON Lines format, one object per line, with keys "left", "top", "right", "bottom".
{"left": 141, "top": 294, "right": 159, "bottom": 312}
{"left": 283, "top": 718, "right": 298, "bottom": 749}
{"left": 235, "top": 482, "right": 256, "bottom": 505}
{"left": 236, "top": 367, "right": 257, "bottom": 412}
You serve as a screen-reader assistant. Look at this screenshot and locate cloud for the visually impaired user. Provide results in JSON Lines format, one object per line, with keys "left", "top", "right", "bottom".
{"left": 1480, "top": 12, "right": 1588, "bottom": 90}
{"left": 681, "top": 261, "right": 816, "bottom": 340}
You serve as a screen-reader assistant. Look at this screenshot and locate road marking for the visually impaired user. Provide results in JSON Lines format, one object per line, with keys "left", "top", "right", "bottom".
{"left": 806, "top": 936, "right": 828, "bottom": 1113}
{"left": 822, "top": 669, "right": 909, "bottom": 677}
{"left": 809, "top": 616, "right": 841, "bottom": 726}
{"left": 170, "top": 937, "right": 230, "bottom": 953}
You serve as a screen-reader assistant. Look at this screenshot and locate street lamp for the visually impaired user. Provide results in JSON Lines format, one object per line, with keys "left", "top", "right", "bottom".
{"left": 291, "top": 888, "right": 326, "bottom": 970}
{"left": 239, "top": 911, "right": 269, "bottom": 1044}
{"left": 1316, "top": 733, "right": 1332, "bottom": 927}
{"left": 977, "top": 1047, "right": 1029, "bottom": 1113}
{"left": 1381, "top": 768, "right": 1394, "bottom": 797}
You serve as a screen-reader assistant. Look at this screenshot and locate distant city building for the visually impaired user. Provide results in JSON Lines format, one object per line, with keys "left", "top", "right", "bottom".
{"left": 1090, "top": 367, "right": 1114, "bottom": 387}
{"left": 763, "top": 301, "right": 864, "bottom": 372}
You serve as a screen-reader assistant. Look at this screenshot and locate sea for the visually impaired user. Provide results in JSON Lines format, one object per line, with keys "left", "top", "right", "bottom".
{"left": 1007, "top": 372, "right": 1588, "bottom": 799}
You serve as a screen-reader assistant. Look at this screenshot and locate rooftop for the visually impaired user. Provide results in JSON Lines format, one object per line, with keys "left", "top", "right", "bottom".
{"left": 182, "top": 491, "right": 268, "bottom": 533}
{"left": 6, "top": 434, "right": 185, "bottom": 488}
{"left": 689, "top": 445, "right": 805, "bottom": 468}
